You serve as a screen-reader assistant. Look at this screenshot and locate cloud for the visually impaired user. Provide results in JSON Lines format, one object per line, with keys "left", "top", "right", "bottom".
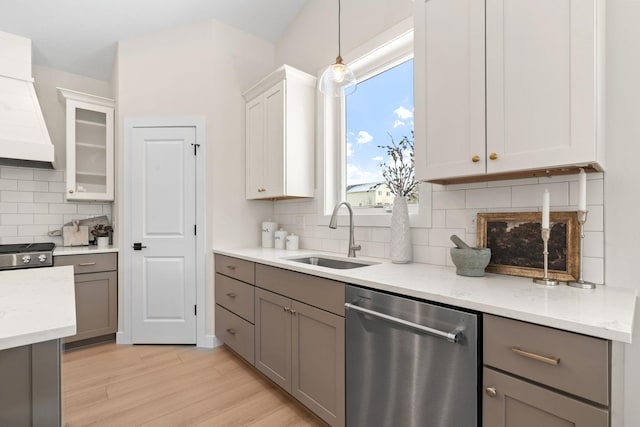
{"left": 394, "top": 106, "right": 413, "bottom": 120}
{"left": 393, "top": 120, "right": 405, "bottom": 128}
{"left": 372, "top": 156, "right": 383, "bottom": 162}
{"left": 356, "top": 130, "right": 373, "bottom": 144}
{"left": 346, "top": 143, "right": 354, "bottom": 157}
{"left": 346, "top": 163, "right": 384, "bottom": 184}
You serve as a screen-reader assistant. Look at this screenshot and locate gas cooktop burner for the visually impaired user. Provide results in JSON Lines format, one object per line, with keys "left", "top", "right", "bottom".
{"left": 0, "top": 242, "right": 56, "bottom": 270}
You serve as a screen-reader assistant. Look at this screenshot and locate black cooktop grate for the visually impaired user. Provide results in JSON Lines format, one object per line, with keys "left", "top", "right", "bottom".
{"left": 0, "top": 242, "right": 56, "bottom": 254}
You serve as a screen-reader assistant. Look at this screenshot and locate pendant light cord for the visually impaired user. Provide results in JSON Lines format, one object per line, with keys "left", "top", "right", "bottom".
{"left": 338, "top": 0, "right": 342, "bottom": 57}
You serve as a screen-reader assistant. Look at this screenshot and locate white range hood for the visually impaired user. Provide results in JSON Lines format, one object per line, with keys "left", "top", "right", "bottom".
{"left": 0, "top": 31, "right": 54, "bottom": 169}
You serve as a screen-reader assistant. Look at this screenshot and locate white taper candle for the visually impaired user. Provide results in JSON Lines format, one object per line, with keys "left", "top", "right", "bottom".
{"left": 542, "top": 189, "right": 550, "bottom": 229}
{"left": 578, "top": 169, "right": 587, "bottom": 212}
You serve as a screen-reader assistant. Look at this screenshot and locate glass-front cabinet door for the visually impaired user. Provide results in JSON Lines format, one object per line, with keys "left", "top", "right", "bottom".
{"left": 57, "top": 88, "right": 115, "bottom": 201}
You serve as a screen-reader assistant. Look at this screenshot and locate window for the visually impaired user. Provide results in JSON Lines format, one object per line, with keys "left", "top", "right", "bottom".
{"left": 344, "top": 59, "right": 414, "bottom": 210}
{"left": 321, "top": 18, "right": 430, "bottom": 227}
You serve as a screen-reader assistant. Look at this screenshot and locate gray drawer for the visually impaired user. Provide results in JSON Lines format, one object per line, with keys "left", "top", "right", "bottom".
{"left": 215, "top": 254, "right": 255, "bottom": 284}
{"left": 255, "top": 264, "right": 345, "bottom": 317}
{"left": 484, "top": 314, "right": 609, "bottom": 405}
{"left": 54, "top": 253, "right": 117, "bottom": 274}
{"left": 215, "top": 305, "right": 254, "bottom": 365}
{"left": 215, "top": 273, "right": 254, "bottom": 323}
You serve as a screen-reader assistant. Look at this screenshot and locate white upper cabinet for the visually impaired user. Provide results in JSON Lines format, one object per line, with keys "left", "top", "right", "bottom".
{"left": 414, "top": 0, "right": 604, "bottom": 184}
{"left": 58, "top": 88, "right": 115, "bottom": 201}
{"left": 243, "top": 65, "right": 316, "bottom": 200}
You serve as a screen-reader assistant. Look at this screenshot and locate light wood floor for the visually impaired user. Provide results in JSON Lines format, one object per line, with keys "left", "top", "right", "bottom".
{"left": 62, "top": 342, "right": 326, "bottom": 426}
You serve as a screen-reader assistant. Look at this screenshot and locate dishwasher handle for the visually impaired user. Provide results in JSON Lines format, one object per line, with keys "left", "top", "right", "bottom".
{"left": 345, "top": 302, "right": 461, "bottom": 343}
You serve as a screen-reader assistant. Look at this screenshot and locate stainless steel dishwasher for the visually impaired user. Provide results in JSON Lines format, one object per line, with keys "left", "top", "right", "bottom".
{"left": 345, "top": 285, "right": 479, "bottom": 427}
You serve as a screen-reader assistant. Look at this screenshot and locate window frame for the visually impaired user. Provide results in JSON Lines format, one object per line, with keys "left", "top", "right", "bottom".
{"left": 319, "top": 17, "right": 431, "bottom": 228}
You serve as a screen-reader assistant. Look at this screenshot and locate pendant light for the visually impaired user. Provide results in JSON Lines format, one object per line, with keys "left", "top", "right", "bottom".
{"left": 318, "top": 0, "right": 356, "bottom": 97}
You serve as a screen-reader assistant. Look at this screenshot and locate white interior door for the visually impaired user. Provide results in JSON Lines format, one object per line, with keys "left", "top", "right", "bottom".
{"left": 130, "top": 126, "right": 197, "bottom": 344}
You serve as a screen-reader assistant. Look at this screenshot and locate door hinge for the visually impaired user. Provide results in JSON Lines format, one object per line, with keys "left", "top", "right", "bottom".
{"left": 194, "top": 305, "right": 197, "bottom": 316}
{"left": 194, "top": 224, "right": 197, "bottom": 235}
{"left": 191, "top": 143, "right": 201, "bottom": 155}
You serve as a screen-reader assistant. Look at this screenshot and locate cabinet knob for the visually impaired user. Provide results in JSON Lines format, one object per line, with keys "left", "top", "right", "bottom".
{"left": 226, "top": 328, "right": 236, "bottom": 336}
{"left": 489, "top": 152, "right": 498, "bottom": 160}
{"left": 69, "top": 189, "right": 75, "bottom": 193}
{"left": 485, "top": 387, "right": 497, "bottom": 398}
{"left": 471, "top": 155, "right": 480, "bottom": 163}
{"left": 284, "top": 306, "right": 290, "bottom": 312}
{"left": 290, "top": 308, "right": 296, "bottom": 315}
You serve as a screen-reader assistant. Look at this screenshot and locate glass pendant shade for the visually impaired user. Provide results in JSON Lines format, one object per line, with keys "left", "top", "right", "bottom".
{"left": 319, "top": 56, "right": 356, "bottom": 97}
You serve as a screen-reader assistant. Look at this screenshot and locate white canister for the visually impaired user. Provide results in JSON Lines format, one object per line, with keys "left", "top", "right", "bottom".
{"left": 261, "top": 221, "right": 278, "bottom": 248}
{"left": 274, "top": 229, "right": 288, "bottom": 249}
{"left": 286, "top": 233, "right": 299, "bottom": 251}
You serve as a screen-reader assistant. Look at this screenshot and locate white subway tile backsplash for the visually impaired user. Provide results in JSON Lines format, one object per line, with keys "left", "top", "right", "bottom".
{"left": 361, "top": 241, "right": 385, "bottom": 258}
{"left": 432, "top": 190, "right": 465, "bottom": 210}
{"left": 1, "top": 214, "right": 34, "bottom": 225}
{"left": 34, "top": 214, "right": 63, "bottom": 225}
{"left": 371, "top": 227, "right": 391, "bottom": 243}
{"left": 77, "top": 204, "right": 104, "bottom": 214}
{"left": 18, "top": 225, "right": 49, "bottom": 236}
{"left": 488, "top": 177, "right": 539, "bottom": 188}
{"left": 34, "top": 170, "right": 64, "bottom": 182}
{"left": 584, "top": 205, "right": 603, "bottom": 232}
{"left": 411, "top": 227, "right": 429, "bottom": 246}
{"left": 48, "top": 182, "right": 66, "bottom": 193}
{"left": 49, "top": 204, "right": 77, "bottom": 214}
{"left": 1, "top": 167, "right": 33, "bottom": 180}
{"left": 569, "top": 179, "right": 604, "bottom": 206}
{"left": 583, "top": 232, "right": 604, "bottom": 258}
{"left": 429, "top": 228, "right": 465, "bottom": 247}
{"left": 431, "top": 209, "right": 446, "bottom": 228}
{"left": 18, "top": 180, "right": 49, "bottom": 192}
{"left": 0, "top": 225, "right": 17, "bottom": 236}
{"left": 413, "top": 245, "right": 447, "bottom": 265}
{"left": 465, "top": 187, "right": 511, "bottom": 208}
{"left": 0, "top": 180, "right": 17, "bottom": 191}
{"left": 0, "top": 166, "right": 113, "bottom": 243}
{"left": 1, "top": 191, "right": 34, "bottom": 203}
{"left": 511, "top": 183, "right": 568, "bottom": 208}
{"left": 582, "top": 256, "right": 604, "bottom": 284}
{"left": 34, "top": 192, "right": 63, "bottom": 203}
{"left": 18, "top": 203, "right": 48, "bottom": 214}
{"left": 0, "top": 202, "right": 17, "bottom": 214}
{"left": 354, "top": 227, "right": 372, "bottom": 242}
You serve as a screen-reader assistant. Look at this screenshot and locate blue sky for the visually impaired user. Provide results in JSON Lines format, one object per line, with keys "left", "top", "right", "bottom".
{"left": 345, "top": 59, "right": 414, "bottom": 186}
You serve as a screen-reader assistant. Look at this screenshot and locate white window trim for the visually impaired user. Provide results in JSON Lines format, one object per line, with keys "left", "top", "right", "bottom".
{"left": 316, "top": 17, "right": 431, "bottom": 228}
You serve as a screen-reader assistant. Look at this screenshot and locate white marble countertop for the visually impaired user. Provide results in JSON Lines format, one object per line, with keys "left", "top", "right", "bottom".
{"left": 53, "top": 245, "right": 118, "bottom": 256}
{"left": 214, "top": 247, "right": 637, "bottom": 343}
{"left": 0, "top": 266, "right": 76, "bottom": 350}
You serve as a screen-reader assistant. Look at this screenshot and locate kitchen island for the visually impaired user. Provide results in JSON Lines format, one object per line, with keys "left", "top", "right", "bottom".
{"left": 0, "top": 266, "right": 76, "bottom": 427}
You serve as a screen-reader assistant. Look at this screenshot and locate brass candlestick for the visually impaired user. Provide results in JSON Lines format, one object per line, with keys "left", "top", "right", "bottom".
{"left": 533, "top": 228, "right": 559, "bottom": 286}
{"left": 567, "top": 210, "right": 597, "bottom": 289}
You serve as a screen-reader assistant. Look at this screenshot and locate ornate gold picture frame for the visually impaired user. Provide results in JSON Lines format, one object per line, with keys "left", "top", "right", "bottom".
{"left": 477, "top": 212, "right": 580, "bottom": 281}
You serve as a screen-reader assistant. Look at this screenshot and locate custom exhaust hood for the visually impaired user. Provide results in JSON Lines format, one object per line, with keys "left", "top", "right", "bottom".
{"left": 0, "top": 31, "right": 55, "bottom": 169}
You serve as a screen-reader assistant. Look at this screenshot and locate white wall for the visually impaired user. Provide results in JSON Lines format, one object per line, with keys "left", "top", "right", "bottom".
{"left": 604, "top": 1, "right": 640, "bottom": 425}
{"left": 0, "top": 66, "right": 113, "bottom": 245}
{"left": 115, "top": 19, "right": 275, "bottom": 338}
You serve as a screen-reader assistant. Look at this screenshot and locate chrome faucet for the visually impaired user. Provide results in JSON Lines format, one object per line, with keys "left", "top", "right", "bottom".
{"left": 329, "top": 201, "right": 361, "bottom": 258}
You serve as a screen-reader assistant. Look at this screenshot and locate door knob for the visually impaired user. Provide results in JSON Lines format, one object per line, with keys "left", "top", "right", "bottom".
{"left": 489, "top": 152, "right": 498, "bottom": 160}
{"left": 69, "top": 189, "right": 75, "bottom": 193}
{"left": 485, "top": 386, "right": 497, "bottom": 398}
{"left": 132, "top": 242, "right": 147, "bottom": 250}
{"left": 471, "top": 155, "right": 480, "bottom": 163}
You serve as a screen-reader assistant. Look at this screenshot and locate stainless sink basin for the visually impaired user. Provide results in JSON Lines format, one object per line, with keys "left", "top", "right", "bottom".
{"left": 286, "top": 255, "right": 379, "bottom": 270}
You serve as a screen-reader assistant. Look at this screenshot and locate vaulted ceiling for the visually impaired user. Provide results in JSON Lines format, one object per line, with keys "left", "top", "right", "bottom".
{"left": 0, "top": 0, "right": 310, "bottom": 81}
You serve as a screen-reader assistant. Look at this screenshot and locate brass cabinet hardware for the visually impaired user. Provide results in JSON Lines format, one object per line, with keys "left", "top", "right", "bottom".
{"left": 290, "top": 308, "right": 296, "bottom": 314}
{"left": 225, "top": 265, "right": 236, "bottom": 270}
{"left": 284, "top": 306, "right": 290, "bottom": 312}
{"left": 226, "top": 293, "right": 237, "bottom": 298}
{"left": 471, "top": 155, "right": 480, "bottom": 163}
{"left": 226, "top": 328, "right": 236, "bottom": 335}
{"left": 489, "top": 152, "right": 498, "bottom": 160}
{"left": 511, "top": 347, "right": 560, "bottom": 366}
{"left": 69, "top": 189, "right": 75, "bottom": 193}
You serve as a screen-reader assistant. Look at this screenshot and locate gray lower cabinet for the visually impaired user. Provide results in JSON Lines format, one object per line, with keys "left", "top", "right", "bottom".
{"left": 0, "top": 339, "right": 62, "bottom": 427}
{"left": 483, "top": 314, "right": 609, "bottom": 427}
{"left": 53, "top": 253, "right": 117, "bottom": 344}
{"left": 254, "top": 265, "right": 345, "bottom": 427}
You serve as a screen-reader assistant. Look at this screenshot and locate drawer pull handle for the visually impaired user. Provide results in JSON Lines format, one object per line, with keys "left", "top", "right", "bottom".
{"left": 284, "top": 306, "right": 290, "bottom": 312}
{"left": 78, "top": 262, "right": 97, "bottom": 266}
{"left": 226, "top": 265, "right": 236, "bottom": 271}
{"left": 511, "top": 347, "right": 560, "bottom": 366}
{"left": 226, "top": 328, "right": 236, "bottom": 335}
{"left": 485, "top": 387, "right": 497, "bottom": 398}
{"left": 226, "top": 293, "right": 237, "bottom": 298}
